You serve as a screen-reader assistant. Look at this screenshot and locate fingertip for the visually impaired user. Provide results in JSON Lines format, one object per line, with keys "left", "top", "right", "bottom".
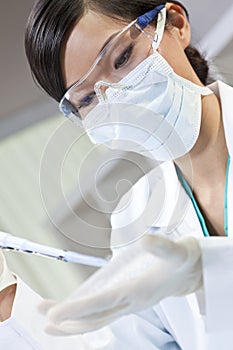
{"left": 44, "top": 323, "right": 70, "bottom": 337}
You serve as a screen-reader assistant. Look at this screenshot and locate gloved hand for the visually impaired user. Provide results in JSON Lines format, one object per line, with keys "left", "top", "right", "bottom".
{"left": 0, "top": 251, "right": 16, "bottom": 292}
{"left": 44, "top": 235, "right": 202, "bottom": 335}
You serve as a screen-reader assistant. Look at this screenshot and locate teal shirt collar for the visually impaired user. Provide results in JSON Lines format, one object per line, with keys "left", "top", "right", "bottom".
{"left": 176, "top": 155, "right": 230, "bottom": 237}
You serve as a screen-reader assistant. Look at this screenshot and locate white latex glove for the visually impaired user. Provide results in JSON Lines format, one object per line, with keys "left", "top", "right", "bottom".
{"left": 44, "top": 235, "right": 202, "bottom": 335}
{"left": 0, "top": 251, "right": 16, "bottom": 292}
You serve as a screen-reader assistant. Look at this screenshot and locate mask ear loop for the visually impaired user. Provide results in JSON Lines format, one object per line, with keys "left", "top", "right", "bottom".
{"left": 152, "top": 7, "right": 167, "bottom": 52}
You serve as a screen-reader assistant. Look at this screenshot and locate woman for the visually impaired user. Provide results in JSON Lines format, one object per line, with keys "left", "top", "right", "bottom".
{"left": 24, "top": 0, "right": 233, "bottom": 347}
{"left": 1, "top": 0, "right": 233, "bottom": 349}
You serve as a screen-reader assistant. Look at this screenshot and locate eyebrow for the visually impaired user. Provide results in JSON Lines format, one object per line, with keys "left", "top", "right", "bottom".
{"left": 66, "top": 31, "right": 120, "bottom": 91}
{"left": 98, "top": 32, "right": 119, "bottom": 55}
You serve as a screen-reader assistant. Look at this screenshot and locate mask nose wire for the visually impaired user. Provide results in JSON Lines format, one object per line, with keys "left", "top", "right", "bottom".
{"left": 94, "top": 81, "right": 124, "bottom": 103}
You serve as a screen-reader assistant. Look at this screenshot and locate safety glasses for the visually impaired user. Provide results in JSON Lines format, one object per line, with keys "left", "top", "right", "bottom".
{"left": 59, "top": 4, "right": 166, "bottom": 125}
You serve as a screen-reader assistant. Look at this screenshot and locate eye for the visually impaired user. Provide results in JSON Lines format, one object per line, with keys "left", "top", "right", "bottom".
{"left": 78, "top": 91, "right": 96, "bottom": 110}
{"left": 114, "top": 44, "right": 134, "bottom": 70}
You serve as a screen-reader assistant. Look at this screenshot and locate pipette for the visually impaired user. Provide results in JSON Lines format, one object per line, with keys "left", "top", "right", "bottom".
{"left": 0, "top": 231, "right": 107, "bottom": 267}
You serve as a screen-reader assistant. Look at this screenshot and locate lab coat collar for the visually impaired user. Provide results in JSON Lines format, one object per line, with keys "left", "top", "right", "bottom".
{"left": 11, "top": 275, "right": 43, "bottom": 328}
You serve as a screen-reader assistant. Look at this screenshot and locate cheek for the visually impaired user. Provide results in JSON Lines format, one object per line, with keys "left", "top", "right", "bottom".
{"left": 157, "top": 31, "right": 192, "bottom": 80}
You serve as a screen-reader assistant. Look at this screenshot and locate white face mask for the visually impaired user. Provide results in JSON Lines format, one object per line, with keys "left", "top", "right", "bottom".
{"left": 81, "top": 27, "right": 213, "bottom": 162}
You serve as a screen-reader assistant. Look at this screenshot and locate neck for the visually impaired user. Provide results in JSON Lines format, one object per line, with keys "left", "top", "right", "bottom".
{"left": 175, "top": 93, "right": 228, "bottom": 190}
{"left": 0, "top": 284, "right": 16, "bottom": 321}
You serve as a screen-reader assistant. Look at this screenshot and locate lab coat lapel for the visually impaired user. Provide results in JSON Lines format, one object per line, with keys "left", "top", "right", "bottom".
{"left": 111, "top": 168, "right": 204, "bottom": 349}
{"left": 148, "top": 163, "right": 204, "bottom": 350}
{"left": 155, "top": 295, "right": 204, "bottom": 350}
{"left": 111, "top": 162, "right": 204, "bottom": 348}
{"left": 154, "top": 184, "right": 204, "bottom": 350}
{"left": 147, "top": 162, "right": 204, "bottom": 240}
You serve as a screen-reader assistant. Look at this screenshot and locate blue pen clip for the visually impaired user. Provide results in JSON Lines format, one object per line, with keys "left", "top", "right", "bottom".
{"left": 137, "top": 4, "right": 165, "bottom": 27}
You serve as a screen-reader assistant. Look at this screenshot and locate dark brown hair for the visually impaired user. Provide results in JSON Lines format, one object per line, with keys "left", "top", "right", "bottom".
{"left": 25, "top": 0, "right": 209, "bottom": 102}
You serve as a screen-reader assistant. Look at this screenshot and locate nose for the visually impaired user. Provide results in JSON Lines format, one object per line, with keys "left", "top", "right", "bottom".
{"left": 94, "top": 81, "right": 112, "bottom": 102}
{"left": 94, "top": 81, "right": 124, "bottom": 103}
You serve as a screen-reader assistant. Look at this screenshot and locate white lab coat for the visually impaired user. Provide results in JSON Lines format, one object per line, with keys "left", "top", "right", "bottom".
{"left": 109, "top": 80, "right": 233, "bottom": 349}
{"left": 0, "top": 80, "right": 233, "bottom": 349}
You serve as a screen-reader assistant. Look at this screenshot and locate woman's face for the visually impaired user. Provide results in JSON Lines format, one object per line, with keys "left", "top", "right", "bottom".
{"left": 61, "top": 4, "right": 203, "bottom": 93}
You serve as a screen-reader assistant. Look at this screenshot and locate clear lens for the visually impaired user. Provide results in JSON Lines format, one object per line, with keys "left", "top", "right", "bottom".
{"left": 60, "top": 21, "right": 155, "bottom": 120}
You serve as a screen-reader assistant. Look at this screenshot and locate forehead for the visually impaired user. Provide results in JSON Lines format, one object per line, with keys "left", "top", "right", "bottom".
{"left": 62, "top": 11, "right": 126, "bottom": 89}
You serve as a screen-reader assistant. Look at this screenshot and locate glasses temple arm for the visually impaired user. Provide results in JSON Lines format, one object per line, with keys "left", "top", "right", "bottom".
{"left": 137, "top": 4, "right": 165, "bottom": 27}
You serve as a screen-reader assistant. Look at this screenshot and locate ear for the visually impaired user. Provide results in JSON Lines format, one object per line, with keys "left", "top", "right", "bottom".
{"left": 165, "top": 2, "right": 191, "bottom": 49}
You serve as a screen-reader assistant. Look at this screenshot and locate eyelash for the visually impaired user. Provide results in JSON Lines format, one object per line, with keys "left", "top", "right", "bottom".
{"left": 77, "top": 44, "right": 134, "bottom": 109}
{"left": 78, "top": 91, "right": 96, "bottom": 110}
{"left": 114, "top": 44, "right": 134, "bottom": 70}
